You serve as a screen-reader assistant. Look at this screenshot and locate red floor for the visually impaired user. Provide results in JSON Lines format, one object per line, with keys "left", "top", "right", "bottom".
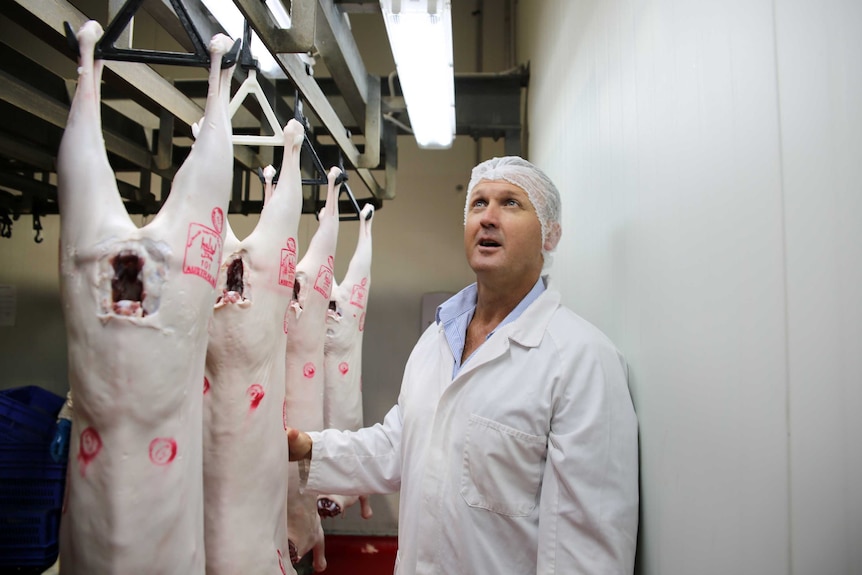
{"left": 298, "top": 535, "right": 397, "bottom": 575}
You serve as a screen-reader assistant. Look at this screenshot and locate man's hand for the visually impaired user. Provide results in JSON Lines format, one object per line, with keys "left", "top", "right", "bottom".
{"left": 286, "top": 427, "right": 313, "bottom": 461}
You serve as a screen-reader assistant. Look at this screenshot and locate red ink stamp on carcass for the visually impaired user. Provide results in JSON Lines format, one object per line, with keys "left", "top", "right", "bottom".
{"left": 350, "top": 277, "right": 368, "bottom": 309}
{"left": 283, "top": 307, "right": 290, "bottom": 335}
{"left": 182, "top": 207, "right": 224, "bottom": 287}
{"left": 282, "top": 397, "right": 288, "bottom": 431}
{"left": 303, "top": 362, "right": 316, "bottom": 378}
{"left": 279, "top": 237, "right": 297, "bottom": 288}
{"left": 78, "top": 427, "right": 102, "bottom": 475}
{"left": 278, "top": 550, "right": 287, "bottom": 575}
{"left": 359, "top": 312, "right": 366, "bottom": 332}
{"left": 211, "top": 206, "right": 225, "bottom": 234}
{"left": 204, "top": 376, "right": 211, "bottom": 394}
{"left": 313, "top": 261, "right": 334, "bottom": 299}
{"left": 339, "top": 362, "right": 349, "bottom": 375}
{"left": 247, "top": 384, "right": 265, "bottom": 409}
{"left": 149, "top": 437, "right": 177, "bottom": 466}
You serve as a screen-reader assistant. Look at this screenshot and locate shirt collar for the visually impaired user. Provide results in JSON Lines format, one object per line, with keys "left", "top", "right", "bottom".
{"left": 436, "top": 277, "right": 547, "bottom": 378}
{"left": 436, "top": 277, "right": 546, "bottom": 327}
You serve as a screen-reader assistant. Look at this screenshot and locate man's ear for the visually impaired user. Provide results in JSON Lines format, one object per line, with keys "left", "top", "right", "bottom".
{"left": 544, "top": 222, "right": 562, "bottom": 252}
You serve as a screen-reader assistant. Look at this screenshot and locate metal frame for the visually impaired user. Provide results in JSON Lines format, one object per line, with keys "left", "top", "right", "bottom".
{"left": 0, "top": 0, "right": 528, "bottom": 232}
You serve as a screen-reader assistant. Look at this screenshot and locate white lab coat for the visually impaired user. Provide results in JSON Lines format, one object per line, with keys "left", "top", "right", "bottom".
{"left": 305, "top": 286, "right": 639, "bottom": 574}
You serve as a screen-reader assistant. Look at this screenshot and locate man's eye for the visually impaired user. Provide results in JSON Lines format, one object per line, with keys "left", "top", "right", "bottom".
{"left": 472, "top": 200, "right": 487, "bottom": 208}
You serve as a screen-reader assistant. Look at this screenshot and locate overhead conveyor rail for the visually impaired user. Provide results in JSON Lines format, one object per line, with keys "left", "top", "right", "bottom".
{"left": 0, "top": 0, "right": 527, "bottom": 236}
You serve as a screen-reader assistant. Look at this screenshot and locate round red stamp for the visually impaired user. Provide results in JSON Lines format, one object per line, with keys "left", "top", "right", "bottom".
{"left": 303, "top": 362, "right": 316, "bottom": 378}
{"left": 149, "top": 437, "right": 177, "bottom": 466}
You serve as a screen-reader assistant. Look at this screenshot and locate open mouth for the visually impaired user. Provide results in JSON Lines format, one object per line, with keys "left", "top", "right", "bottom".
{"left": 478, "top": 239, "right": 501, "bottom": 248}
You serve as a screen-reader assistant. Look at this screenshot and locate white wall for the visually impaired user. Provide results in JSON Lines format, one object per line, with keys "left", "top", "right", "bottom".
{"left": 775, "top": 1, "right": 862, "bottom": 571}
{"left": 518, "top": 0, "right": 861, "bottom": 573}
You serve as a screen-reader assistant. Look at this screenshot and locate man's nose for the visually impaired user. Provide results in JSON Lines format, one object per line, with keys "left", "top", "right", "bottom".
{"left": 479, "top": 202, "right": 500, "bottom": 226}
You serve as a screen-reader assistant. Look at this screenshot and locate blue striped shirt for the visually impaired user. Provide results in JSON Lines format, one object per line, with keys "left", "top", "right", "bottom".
{"left": 436, "top": 277, "right": 546, "bottom": 378}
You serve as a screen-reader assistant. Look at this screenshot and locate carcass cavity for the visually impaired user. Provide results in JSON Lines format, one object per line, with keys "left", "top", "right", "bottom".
{"left": 111, "top": 252, "right": 145, "bottom": 317}
{"left": 217, "top": 257, "right": 246, "bottom": 305}
{"left": 317, "top": 498, "right": 342, "bottom": 518}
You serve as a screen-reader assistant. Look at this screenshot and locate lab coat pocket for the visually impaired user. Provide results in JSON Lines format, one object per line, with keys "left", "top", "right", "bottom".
{"left": 460, "top": 414, "right": 547, "bottom": 516}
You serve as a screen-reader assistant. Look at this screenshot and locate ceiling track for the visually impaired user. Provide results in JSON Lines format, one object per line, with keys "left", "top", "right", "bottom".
{"left": 0, "top": 0, "right": 527, "bottom": 233}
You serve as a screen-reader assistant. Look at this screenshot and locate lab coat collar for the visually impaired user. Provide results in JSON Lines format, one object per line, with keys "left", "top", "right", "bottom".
{"left": 450, "top": 277, "right": 561, "bottom": 381}
{"left": 499, "top": 278, "right": 560, "bottom": 348}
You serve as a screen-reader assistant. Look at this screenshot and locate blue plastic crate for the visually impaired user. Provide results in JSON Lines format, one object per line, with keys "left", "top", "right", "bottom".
{"left": 0, "top": 542, "right": 59, "bottom": 573}
{"left": 0, "top": 507, "right": 60, "bottom": 549}
{"left": 0, "top": 386, "right": 65, "bottom": 443}
{"left": 0, "top": 443, "right": 67, "bottom": 510}
{"left": 0, "top": 441, "right": 67, "bottom": 572}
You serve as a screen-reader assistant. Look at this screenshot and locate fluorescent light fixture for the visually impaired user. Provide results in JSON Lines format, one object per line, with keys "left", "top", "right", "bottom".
{"left": 380, "top": 0, "right": 456, "bottom": 149}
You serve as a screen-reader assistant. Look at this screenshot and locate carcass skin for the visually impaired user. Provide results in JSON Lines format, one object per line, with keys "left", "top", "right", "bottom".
{"left": 318, "top": 204, "right": 375, "bottom": 521}
{"left": 202, "top": 120, "right": 306, "bottom": 575}
{"left": 56, "top": 22, "right": 235, "bottom": 575}
{"left": 285, "top": 168, "right": 341, "bottom": 572}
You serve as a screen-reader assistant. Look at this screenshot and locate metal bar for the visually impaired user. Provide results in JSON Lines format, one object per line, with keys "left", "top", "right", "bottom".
{"left": 108, "top": 0, "right": 134, "bottom": 49}
{"left": 332, "top": 1, "right": 381, "bottom": 14}
{"left": 0, "top": 172, "right": 56, "bottom": 203}
{"left": 380, "top": 116, "right": 397, "bottom": 201}
{"left": 355, "top": 167, "right": 383, "bottom": 199}
{"left": 232, "top": 0, "right": 315, "bottom": 54}
{"left": 0, "top": 133, "right": 55, "bottom": 172}
{"left": 238, "top": 0, "right": 383, "bottom": 186}
{"left": 90, "top": 0, "right": 241, "bottom": 68}
{"left": 312, "top": 0, "right": 380, "bottom": 168}
{"left": 314, "top": 0, "right": 368, "bottom": 123}
{"left": 154, "top": 108, "right": 174, "bottom": 170}
{"left": 0, "top": 68, "right": 162, "bottom": 173}
{"left": 13, "top": 0, "right": 260, "bottom": 170}
{"left": 361, "top": 74, "right": 381, "bottom": 169}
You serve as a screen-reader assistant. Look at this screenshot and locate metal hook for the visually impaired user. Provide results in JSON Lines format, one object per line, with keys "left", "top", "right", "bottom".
{"left": 33, "top": 212, "right": 43, "bottom": 243}
{"left": 0, "top": 209, "right": 12, "bottom": 239}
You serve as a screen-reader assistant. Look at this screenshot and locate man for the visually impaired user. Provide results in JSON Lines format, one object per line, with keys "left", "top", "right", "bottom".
{"left": 288, "top": 156, "right": 639, "bottom": 574}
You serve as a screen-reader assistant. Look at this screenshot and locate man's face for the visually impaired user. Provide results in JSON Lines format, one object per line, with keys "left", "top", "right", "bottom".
{"left": 464, "top": 179, "right": 544, "bottom": 282}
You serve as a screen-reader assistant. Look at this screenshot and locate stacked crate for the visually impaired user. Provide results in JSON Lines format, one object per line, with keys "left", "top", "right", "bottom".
{"left": 0, "top": 386, "right": 67, "bottom": 574}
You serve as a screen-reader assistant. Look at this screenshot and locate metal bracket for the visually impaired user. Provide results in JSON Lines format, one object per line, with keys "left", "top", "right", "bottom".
{"left": 63, "top": 0, "right": 240, "bottom": 68}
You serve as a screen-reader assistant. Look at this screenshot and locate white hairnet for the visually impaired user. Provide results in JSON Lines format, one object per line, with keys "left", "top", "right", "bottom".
{"left": 464, "top": 156, "right": 562, "bottom": 265}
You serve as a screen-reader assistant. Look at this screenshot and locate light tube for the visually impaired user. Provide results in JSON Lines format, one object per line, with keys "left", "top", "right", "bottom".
{"left": 380, "top": 0, "right": 456, "bottom": 149}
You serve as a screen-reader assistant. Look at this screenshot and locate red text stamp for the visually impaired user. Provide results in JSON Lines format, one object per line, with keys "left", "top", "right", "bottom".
{"left": 182, "top": 207, "right": 224, "bottom": 287}
{"left": 279, "top": 237, "right": 298, "bottom": 288}
{"left": 350, "top": 277, "right": 368, "bottom": 309}
{"left": 313, "top": 262, "right": 333, "bottom": 298}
